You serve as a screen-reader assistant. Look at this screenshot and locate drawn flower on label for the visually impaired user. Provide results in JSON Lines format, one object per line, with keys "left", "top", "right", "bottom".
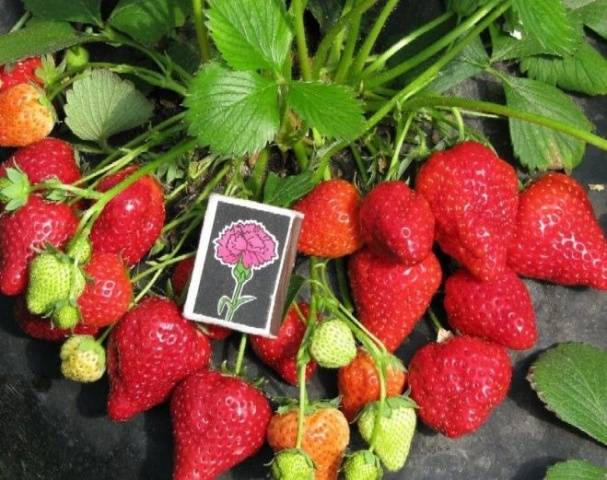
{"left": 213, "top": 220, "right": 279, "bottom": 323}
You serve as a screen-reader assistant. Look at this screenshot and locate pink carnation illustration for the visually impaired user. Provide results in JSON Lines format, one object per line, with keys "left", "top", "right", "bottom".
{"left": 213, "top": 220, "right": 279, "bottom": 324}
{"left": 214, "top": 220, "right": 279, "bottom": 270}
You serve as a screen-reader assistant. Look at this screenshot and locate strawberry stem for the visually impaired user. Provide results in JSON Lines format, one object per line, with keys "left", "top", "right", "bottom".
{"left": 292, "top": 0, "right": 312, "bottom": 81}
{"left": 233, "top": 334, "right": 248, "bottom": 377}
{"left": 427, "top": 309, "right": 445, "bottom": 335}
{"left": 131, "top": 252, "right": 195, "bottom": 284}
{"left": 334, "top": 259, "right": 354, "bottom": 311}
{"left": 192, "top": 0, "right": 211, "bottom": 64}
{"left": 96, "top": 324, "right": 114, "bottom": 345}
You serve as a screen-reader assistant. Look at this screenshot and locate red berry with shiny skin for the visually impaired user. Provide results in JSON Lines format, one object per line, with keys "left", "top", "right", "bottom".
{"left": 508, "top": 173, "right": 607, "bottom": 290}
{"left": 360, "top": 181, "right": 435, "bottom": 265}
{"left": 0, "top": 57, "right": 43, "bottom": 92}
{"left": 0, "top": 138, "right": 81, "bottom": 185}
{"left": 91, "top": 167, "right": 165, "bottom": 265}
{"left": 0, "top": 196, "right": 78, "bottom": 295}
{"left": 409, "top": 335, "right": 512, "bottom": 438}
{"left": 251, "top": 303, "right": 317, "bottom": 385}
{"left": 171, "top": 369, "right": 271, "bottom": 480}
{"left": 444, "top": 268, "right": 538, "bottom": 350}
{"left": 294, "top": 179, "right": 363, "bottom": 258}
{"left": 416, "top": 142, "right": 519, "bottom": 281}
{"left": 170, "top": 257, "right": 232, "bottom": 341}
{"left": 14, "top": 297, "right": 99, "bottom": 342}
{"left": 107, "top": 297, "right": 211, "bottom": 421}
{"left": 78, "top": 253, "right": 132, "bottom": 328}
{"left": 349, "top": 248, "right": 442, "bottom": 352}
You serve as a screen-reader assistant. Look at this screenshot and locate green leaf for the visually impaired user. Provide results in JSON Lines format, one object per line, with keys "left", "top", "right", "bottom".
{"left": 512, "top": 0, "right": 581, "bottom": 56}
{"left": 307, "top": 0, "right": 345, "bottom": 32}
{"left": 109, "top": 0, "right": 191, "bottom": 45}
{"left": 0, "top": 21, "right": 85, "bottom": 65}
{"left": 565, "top": 0, "right": 607, "bottom": 39}
{"left": 490, "top": 25, "right": 552, "bottom": 62}
{"left": 503, "top": 75, "right": 593, "bottom": 171}
{"left": 263, "top": 171, "right": 316, "bottom": 208}
{"left": 283, "top": 274, "right": 306, "bottom": 317}
{"left": 24, "top": 0, "right": 101, "bottom": 24}
{"left": 207, "top": 0, "right": 292, "bottom": 71}
{"left": 529, "top": 342, "right": 607, "bottom": 445}
{"left": 185, "top": 63, "right": 280, "bottom": 156}
{"left": 64, "top": 69, "right": 154, "bottom": 142}
{"left": 521, "top": 42, "right": 607, "bottom": 95}
{"left": 287, "top": 81, "right": 364, "bottom": 141}
{"left": 545, "top": 460, "right": 607, "bottom": 480}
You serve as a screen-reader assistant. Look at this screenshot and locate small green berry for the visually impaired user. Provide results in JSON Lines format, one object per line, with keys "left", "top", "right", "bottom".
{"left": 67, "top": 237, "right": 92, "bottom": 264}
{"left": 26, "top": 253, "right": 71, "bottom": 315}
{"left": 344, "top": 450, "right": 383, "bottom": 480}
{"left": 271, "top": 449, "right": 315, "bottom": 480}
{"left": 65, "top": 46, "right": 90, "bottom": 69}
{"left": 60, "top": 335, "right": 106, "bottom": 383}
{"left": 52, "top": 304, "right": 80, "bottom": 329}
{"left": 310, "top": 319, "right": 357, "bottom": 368}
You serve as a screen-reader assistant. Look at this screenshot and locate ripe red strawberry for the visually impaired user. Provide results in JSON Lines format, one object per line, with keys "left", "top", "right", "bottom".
{"left": 171, "top": 369, "right": 271, "bottom": 480}
{"left": 170, "top": 257, "right": 232, "bottom": 341}
{"left": 0, "top": 138, "right": 81, "bottom": 185}
{"left": 508, "top": 173, "right": 607, "bottom": 290}
{"left": 107, "top": 297, "right": 211, "bottom": 421}
{"left": 90, "top": 167, "right": 165, "bottom": 265}
{"left": 0, "top": 196, "right": 78, "bottom": 295}
{"left": 416, "top": 142, "right": 519, "bottom": 281}
{"left": 251, "top": 303, "right": 317, "bottom": 385}
{"left": 0, "top": 57, "right": 43, "bottom": 92}
{"left": 14, "top": 297, "right": 99, "bottom": 342}
{"left": 78, "top": 253, "right": 132, "bottom": 328}
{"left": 359, "top": 181, "right": 435, "bottom": 265}
{"left": 349, "top": 248, "right": 442, "bottom": 352}
{"left": 409, "top": 335, "right": 512, "bottom": 438}
{"left": 294, "top": 179, "right": 363, "bottom": 258}
{"left": 444, "top": 268, "right": 538, "bottom": 350}
{"left": 0, "top": 83, "right": 55, "bottom": 147}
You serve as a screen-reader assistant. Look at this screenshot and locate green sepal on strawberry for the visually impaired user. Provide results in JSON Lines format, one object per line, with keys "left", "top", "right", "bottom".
{"left": 357, "top": 397, "right": 417, "bottom": 472}
{"left": 271, "top": 448, "right": 315, "bottom": 480}
{"left": 310, "top": 319, "right": 357, "bottom": 369}
{"left": 343, "top": 450, "right": 383, "bottom": 480}
{"left": 60, "top": 334, "right": 106, "bottom": 383}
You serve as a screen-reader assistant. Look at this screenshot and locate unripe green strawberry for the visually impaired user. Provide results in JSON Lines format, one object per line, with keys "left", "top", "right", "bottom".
{"left": 67, "top": 236, "right": 92, "bottom": 264}
{"left": 53, "top": 304, "right": 80, "bottom": 329}
{"left": 26, "top": 252, "right": 71, "bottom": 314}
{"left": 271, "top": 449, "right": 315, "bottom": 480}
{"left": 60, "top": 335, "right": 106, "bottom": 382}
{"left": 343, "top": 451, "right": 383, "bottom": 480}
{"left": 357, "top": 397, "right": 417, "bottom": 472}
{"left": 65, "top": 46, "right": 89, "bottom": 70}
{"left": 310, "top": 319, "right": 357, "bottom": 368}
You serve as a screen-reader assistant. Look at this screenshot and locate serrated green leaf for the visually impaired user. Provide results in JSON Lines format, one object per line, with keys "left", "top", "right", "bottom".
{"left": 521, "top": 42, "right": 607, "bottom": 95}
{"left": 565, "top": 0, "right": 607, "bottom": 39}
{"left": 207, "top": 0, "right": 292, "bottom": 71}
{"left": 64, "top": 69, "right": 154, "bottom": 142}
{"left": 529, "top": 343, "right": 607, "bottom": 446}
{"left": 307, "top": 0, "right": 345, "bottom": 32}
{"left": 287, "top": 81, "right": 364, "bottom": 141}
{"left": 545, "top": 460, "right": 607, "bottom": 480}
{"left": 503, "top": 75, "right": 592, "bottom": 171}
{"left": 109, "top": 0, "right": 191, "bottom": 45}
{"left": 490, "top": 25, "right": 552, "bottom": 62}
{"left": 0, "top": 21, "right": 85, "bottom": 65}
{"left": 512, "top": 0, "right": 581, "bottom": 56}
{"left": 24, "top": 0, "right": 101, "bottom": 24}
{"left": 185, "top": 63, "right": 280, "bottom": 156}
{"left": 263, "top": 171, "right": 316, "bottom": 208}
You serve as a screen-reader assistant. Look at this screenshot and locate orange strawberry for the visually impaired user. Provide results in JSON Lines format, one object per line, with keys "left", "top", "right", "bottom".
{"left": 0, "top": 84, "right": 54, "bottom": 147}
{"left": 267, "top": 405, "right": 350, "bottom": 480}
{"left": 294, "top": 179, "right": 362, "bottom": 258}
{"left": 338, "top": 349, "right": 407, "bottom": 421}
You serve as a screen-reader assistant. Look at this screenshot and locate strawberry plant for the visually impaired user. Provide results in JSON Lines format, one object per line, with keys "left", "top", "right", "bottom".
{"left": 0, "top": 0, "right": 606, "bottom": 478}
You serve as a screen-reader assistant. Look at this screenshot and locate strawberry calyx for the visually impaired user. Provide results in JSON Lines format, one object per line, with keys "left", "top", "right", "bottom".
{"left": 0, "top": 167, "right": 32, "bottom": 211}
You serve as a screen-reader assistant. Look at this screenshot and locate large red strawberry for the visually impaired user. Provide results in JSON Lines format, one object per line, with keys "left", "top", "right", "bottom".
{"left": 0, "top": 196, "right": 78, "bottom": 295}
{"left": 90, "top": 167, "right": 165, "bottom": 265}
{"left": 349, "top": 248, "right": 442, "bottom": 352}
{"left": 359, "top": 181, "right": 435, "bottom": 265}
{"left": 416, "top": 142, "right": 519, "bottom": 281}
{"left": 508, "top": 173, "right": 607, "bottom": 290}
{"left": 107, "top": 297, "right": 211, "bottom": 421}
{"left": 444, "top": 268, "right": 537, "bottom": 350}
{"left": 294, "top": 179, "right": 363, "bottom": 258}
{"left": 0, "top": 57, "right": 43, "bottom": 92}
{"left": 170, "top": 257, "right": 232, "bottom": 341}
{"left": 0, "top": 83, "right": 55, "bottom": 147}
{"left": 171, "top": 369, "right": 271, "bottom": 480}
{"left": 409, "top": 335, "right": 512, "bottom": 438}
{"left": 78, "top": 253, "right": 132, "bottom": 328}
{"left": 251, "top": 303, "right": 317, "bottom": 385}
{"left": 0, "top": 138, "right": 81, "bottom": 185}
{"left": 14, "top": 297, "right": 99, "bottom": 342}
